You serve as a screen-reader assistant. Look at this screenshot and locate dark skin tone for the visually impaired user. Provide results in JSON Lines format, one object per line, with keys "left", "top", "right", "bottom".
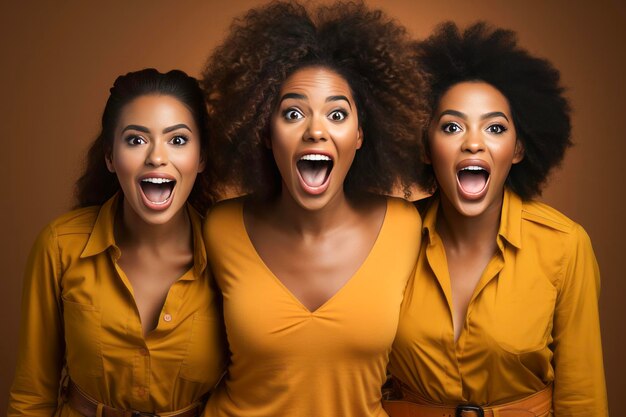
{"left": 244, "top": 67, "right": 387, "bottom": 312}
{"left": 428, "top": 82, "right": 523, "bottom": 341}
{"left": 115, "top": 206, "right": 193, "bottom": 334}
{"left": 106, "top": 95, "right": 203, "bottom": 335}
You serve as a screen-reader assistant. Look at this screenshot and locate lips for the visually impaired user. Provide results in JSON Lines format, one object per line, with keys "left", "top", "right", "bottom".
{"left": 456, "top": 160, "right": 490, "bottom": 200}
{"left": 138, "top": 174, "right": 176, "bottom": 210}
{"left": 296, "top": 153, "right": 334, "bottom": 195}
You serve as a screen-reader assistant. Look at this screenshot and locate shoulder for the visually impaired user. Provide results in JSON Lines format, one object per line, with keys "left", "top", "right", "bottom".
{"left": 383, "top": 196, "right": 422, "bottom": 248}
{"left": 519, "top": 200, "right": 596, "bottom": 281}
{"left": 205, "top": 197, "right": 245, "bottom": 226}
{"left": 385, "top": 196, "right": 421, "bottom": 225}
{"left": 203, "top": 196, "right": 246, "bottom": 242}
{"left": 520, "top": 199, "right": 579, "bottom": 234}
{"left": 46, "top": 206, "right": 100, "bottom": 236}
{"left": 29, "top": 206, "right": 101, "bottom": 262}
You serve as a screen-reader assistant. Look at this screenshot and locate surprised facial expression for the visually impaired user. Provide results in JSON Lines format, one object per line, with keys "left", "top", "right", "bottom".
{"left": 428, "top": 81, "right": 524, "bottom": 218}
{"left": 106, "top": 94, "right": 204, "bottom": 225}
{"left": 270, "top": 66, "right": 362, "bottom": 211}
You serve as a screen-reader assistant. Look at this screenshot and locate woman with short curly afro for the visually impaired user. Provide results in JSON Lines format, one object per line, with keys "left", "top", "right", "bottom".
{"left": 201, "top": 2, "right": 424, "bottom": 416}
{"left": 387, "top": 22, "right": 608, "bottom": 416}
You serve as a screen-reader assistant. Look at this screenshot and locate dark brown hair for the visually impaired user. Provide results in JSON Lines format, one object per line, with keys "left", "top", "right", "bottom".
{"left": 417, "top": 22, "right": 572, "bottom": 198}
{"left": 74, "top": 68, "right": 214, "bottom": 213}
{"left": 202, "top": 1, "right": 425, "bottom": 199}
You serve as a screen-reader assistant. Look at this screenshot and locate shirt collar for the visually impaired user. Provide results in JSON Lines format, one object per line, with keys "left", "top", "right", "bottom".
{"left": 80, "top": 193, "right": 208, "bottom": 276}
{"left": 420, "top": 188, "right": 522, "bottom": 249}
{"left": 498, "top": 187, "right": 522, "bottom": 249}
{"left": 188, "top": 204, "right": 208, "bottom": 277}
{"left": 81, "top": 193, "right": 119, "bottom": 258}
{"left": 421, "top": 194, "right": 440, "bottom": 246}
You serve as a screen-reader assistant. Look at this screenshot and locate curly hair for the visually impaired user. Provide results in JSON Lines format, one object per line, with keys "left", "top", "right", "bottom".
{"left": 202, "top": 1, "right": 424, "bottom": 199}
{"left": 417, "top": 22, "right": 572, "bottom": 199}
{"left": 74, "top": 68, "right": 215, "bottom": 213}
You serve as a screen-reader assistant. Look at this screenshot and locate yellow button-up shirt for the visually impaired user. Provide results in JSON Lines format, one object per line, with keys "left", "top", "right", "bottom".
{"left": 389, "top": 189, "right": 607, "bottom": 416}
{"left": 8, "top": 194, "right": 226, "bottom": 417}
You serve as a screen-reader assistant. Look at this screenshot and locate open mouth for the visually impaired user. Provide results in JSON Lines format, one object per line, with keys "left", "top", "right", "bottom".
{"left": 457, "top": 165, "right": 490, "bottom": 196}
{"left": 139, "top": 177, "right": 176, "bottom": 205}
{"left": 296, "top": 154, "right": 334, "bottom": 192}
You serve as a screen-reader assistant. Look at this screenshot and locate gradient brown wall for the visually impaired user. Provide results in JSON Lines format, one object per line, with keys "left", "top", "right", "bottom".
{"left": 2, "top": 1, "right": 624, "bottom": 414}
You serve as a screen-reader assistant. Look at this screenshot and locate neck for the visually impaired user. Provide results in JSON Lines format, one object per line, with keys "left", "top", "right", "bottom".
{"left": 271, "top": 187, "right": 357, "bottom": 237}
{"left": 115, "top": 198, "right": 192, "bottom": 250}
{"left": 436, "top": 191, "right": 503, "bottom": 253}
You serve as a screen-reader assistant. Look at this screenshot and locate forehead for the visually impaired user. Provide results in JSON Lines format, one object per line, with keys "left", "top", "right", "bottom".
{"left": 118, "top": 94, "right": 194, "bottom": 125}
{"left": 279, "top": 66, "right": 354, "bottom": 100}
{"left": 437, "top": 81, "right": 511, "bottom": 114}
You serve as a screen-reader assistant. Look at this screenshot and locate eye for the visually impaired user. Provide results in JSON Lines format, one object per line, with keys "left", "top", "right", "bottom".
{"left": 328, "top": 110, "right": 347, "bottom": 122}
{"left": 283, "top": 108, "right": 304, "bottom": 121}
{"left": 125, "top": 135, "right": 147, "bottom": 146}
{"left": 487, "top": 124, "right": 507, "bottom": 134}
{"left": 441, "top": 122, "right": 462, "bottom": 134}
{"left": 169, "top": 135, "right": 188, "bottom": 146}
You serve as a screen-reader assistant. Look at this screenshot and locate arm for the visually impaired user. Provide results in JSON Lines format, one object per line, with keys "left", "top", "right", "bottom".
{"left": 552, "top": 224, "right": 608, "bottom": 416}
{"left": 8, "top": 225, "right": 65, "bottom": 417}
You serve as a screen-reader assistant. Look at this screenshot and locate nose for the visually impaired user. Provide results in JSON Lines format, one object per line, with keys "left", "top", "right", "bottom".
{"left": 145, "top": 142, "right": 168, "bottom": 166}
{"left": 461, "top": 129, "right": 485, "bottom": 154}
{"left": 303, "top": 114, "right": 328, "bottom": 142}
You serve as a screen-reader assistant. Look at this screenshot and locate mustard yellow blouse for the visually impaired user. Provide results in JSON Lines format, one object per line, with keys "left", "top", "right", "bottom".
{"left": 8, "top": 194, "right": 226, "bottom": 417}
{"left": 203, "top": 197, "right": 421, "bottom": 417}
{"left": 389, "top": 189, "right": 607, "bottom": 416}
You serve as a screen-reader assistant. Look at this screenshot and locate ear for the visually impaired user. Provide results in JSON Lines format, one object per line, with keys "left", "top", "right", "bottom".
{"left": 105, "top": 154, "right": 115, "bottom": 173}
{"left": 356, "top": 127, "right": 363, "bottom": 150}
{"left": 512, "top": 139, "right": 525, "bottom": 164}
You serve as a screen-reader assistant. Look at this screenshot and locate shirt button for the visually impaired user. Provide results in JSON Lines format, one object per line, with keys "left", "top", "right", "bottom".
{"left": 163, "top": 313, "right": 172, "bottom": 322}
{"left": 137, "top": 387, "right": 146, "bottom": 396}
{"left": 139, "top": 348, "right": 148, "bottom": 356}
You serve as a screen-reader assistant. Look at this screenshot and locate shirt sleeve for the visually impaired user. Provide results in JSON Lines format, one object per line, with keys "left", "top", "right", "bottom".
{"left": 8, "top": 225, "right": 65, "bottom": 417}
{"left": 551, "top": 224, "right": 608, "bottom": 416}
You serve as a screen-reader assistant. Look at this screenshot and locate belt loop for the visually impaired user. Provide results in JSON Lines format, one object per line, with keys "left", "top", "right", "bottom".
{"left": 96, "top": 403, "right": 104, "bottom": 417}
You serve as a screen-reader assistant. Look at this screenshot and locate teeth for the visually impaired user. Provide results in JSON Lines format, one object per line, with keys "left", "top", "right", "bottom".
{"left": 460, "top": 166, "right": 486, "bottom": 172}
{"left": 141, "top": 178, "right": 174, "bottom": 184}
{"left": 300, "top": 154, "right": 331, "bottom": 161}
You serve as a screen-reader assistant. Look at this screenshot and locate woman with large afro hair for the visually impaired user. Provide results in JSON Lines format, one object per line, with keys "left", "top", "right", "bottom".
{"left": 201, "top": 1, "right": 424, "bottom": 416}
{"left": 387, "top": 22, "right": 608, "bottom": 417}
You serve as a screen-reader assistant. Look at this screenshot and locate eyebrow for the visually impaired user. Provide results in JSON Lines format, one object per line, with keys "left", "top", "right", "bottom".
{"left": 278, "top": 93, "right": 307, "bottom": 104}
{"left": 277, "top": 93, "right": 353, "bottom": 109}
{"left": 437, "top": 109, "right": 510, "bottom": 122}
{"left": 163, "top": 123, "right": 192, "bottom": 133}
{"left": 121, "top": 123, "right": 192, "bottom": 134}
{"left": 326, "top": 95, "right": 352, "bottom": 109}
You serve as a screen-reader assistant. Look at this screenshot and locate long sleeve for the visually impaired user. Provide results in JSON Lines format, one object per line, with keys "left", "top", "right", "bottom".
{"left": 552, "top": 224, "right": 608, "bottom": 416}
{"left": 8, "top": 225, "right": 65, "bottom": 417}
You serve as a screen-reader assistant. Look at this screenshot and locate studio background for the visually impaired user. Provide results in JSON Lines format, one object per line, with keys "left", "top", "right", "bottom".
{"left": 1, "top": 1, "right": 624, "bottom": 414}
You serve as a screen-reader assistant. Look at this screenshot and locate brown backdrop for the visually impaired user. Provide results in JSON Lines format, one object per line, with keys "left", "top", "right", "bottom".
{"left": 2, "top": 0, "right": 624, "bottom": 414}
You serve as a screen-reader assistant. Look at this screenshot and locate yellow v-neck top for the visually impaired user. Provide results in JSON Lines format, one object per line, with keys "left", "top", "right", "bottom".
{"left": 389, "top": 189, "right": 607, "bottom": 416}
{"left": 203, "top": 196, "right": 421, "bottom": 417}
{"left": 8, "top": 194, "right": 227, "bottom": 417}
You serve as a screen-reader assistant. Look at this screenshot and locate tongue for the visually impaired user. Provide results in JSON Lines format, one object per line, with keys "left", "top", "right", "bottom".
{"left": 142, "top": 182, "right": 173, "bottom": 203}
{"left": 299, "top": 161, "right": 330, "bottom": 187}
{"left": 458, "top": 171, "right": 487, "bottom": 194}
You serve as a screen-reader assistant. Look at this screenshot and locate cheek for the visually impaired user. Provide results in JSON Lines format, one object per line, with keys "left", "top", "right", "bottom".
{"left": 171, "top": 147, "right": 203, "bottom": 174}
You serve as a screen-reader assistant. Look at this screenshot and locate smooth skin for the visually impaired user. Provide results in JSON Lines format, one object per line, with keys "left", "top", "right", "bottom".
{"left": 244, "top": 66, "right": 386, "bottom": 312}
{"left": 105, "top": 94, "right": 205, "bottom": 335}
{"left": 427, "top": 81, "right": 524, "bottom": 342}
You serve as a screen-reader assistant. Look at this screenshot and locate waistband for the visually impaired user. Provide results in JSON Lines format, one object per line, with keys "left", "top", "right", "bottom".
{"left": 66, "top": 379, "right": 207, "bottom": 417}
{"left": 383, "top": 378, "right": 552, "bottom": 417}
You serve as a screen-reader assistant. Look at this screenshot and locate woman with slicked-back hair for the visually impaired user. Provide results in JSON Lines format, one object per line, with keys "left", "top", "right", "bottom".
{"left": 8, "top": 69, "right": 226, "bottom": 417}
{"left": 386, "top": 22, "right": 608, "bottom": 417}
{"left": 201, "top": 1, "right": 424, "bottom": 416}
